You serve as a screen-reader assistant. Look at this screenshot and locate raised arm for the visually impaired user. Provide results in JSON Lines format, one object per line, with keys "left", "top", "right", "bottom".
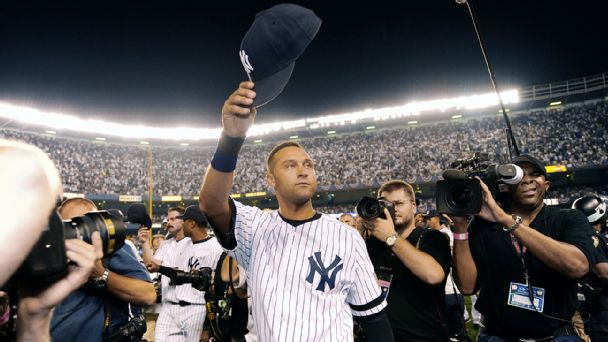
{"left": 199, "top": 81, "right": 256, "bottom": 233}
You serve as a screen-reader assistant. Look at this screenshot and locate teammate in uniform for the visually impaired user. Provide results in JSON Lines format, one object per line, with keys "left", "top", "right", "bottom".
{"left": 139, "top": 206, "right": 222, "bottom": 342}
{"left": 199, "top": 81, "right": 394, "bottom": 342}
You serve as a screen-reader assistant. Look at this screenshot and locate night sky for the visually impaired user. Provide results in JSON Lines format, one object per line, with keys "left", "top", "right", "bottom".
{"left": 0, "top": 1, "right": 605, "bottom": 126}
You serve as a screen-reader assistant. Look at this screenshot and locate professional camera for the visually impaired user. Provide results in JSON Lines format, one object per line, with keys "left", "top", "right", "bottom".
{"left": 103, "top": 314, "right": 147, "bottom": 342}
{"left": 158, "top": 266, "right": 212, "bottom": 292}
{"left": 17, "top": 209, "right": 126, "bottom": 284}
{"left": 436, "top": 152, "right": 523, "bottom": 215}
{"left": 356, "top": 196, "right": 397, "bottom": 222}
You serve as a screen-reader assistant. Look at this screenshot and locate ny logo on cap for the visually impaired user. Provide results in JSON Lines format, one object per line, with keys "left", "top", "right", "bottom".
{"left": 306, "top": 251, "right": 343, "bottom": 292}
{"left": 239, "top": 50, "right": 254, "bottom": 77}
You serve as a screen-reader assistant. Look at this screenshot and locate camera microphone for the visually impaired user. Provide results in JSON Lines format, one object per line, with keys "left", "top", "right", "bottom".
{"left": 443, "top": 169, "right": 467, "bottom": 180}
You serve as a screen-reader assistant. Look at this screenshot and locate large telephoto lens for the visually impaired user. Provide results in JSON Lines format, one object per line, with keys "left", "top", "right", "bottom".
{"left": 63, "top": 210, "right": 126, "bottom": 256}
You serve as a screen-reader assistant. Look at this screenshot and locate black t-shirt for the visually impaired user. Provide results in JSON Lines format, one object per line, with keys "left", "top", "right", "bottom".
{"left": 367, "top": 228, "right": 452, "bottom": 342}
{"left": 469, "top": 205, "right": 594, "bottom": 339}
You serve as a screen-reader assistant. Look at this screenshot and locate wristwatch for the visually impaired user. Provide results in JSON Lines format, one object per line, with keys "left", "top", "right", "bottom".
{"left": 503, "top": 215, "right": 523, "bottom": 232}
{"left": 93, "top": 269, "right": 110, "bottom": 288}
{"left": 385, "top": 233, "right": 399, "bottom": 247}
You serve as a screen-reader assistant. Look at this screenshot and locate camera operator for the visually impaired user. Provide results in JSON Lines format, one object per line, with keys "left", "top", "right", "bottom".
{"left": 573, "top": 194, "right": 608, "bottom": 341}
{"left": 0, "top": 139, "right": 103, "bottom": 342}
{"left": 363, "top": 180, "right": 452, "bottom": 341}
{"left": 451, "top": 155, "right": 595, "bottom": 341}
{"left": 50, "top": 198, "right": 156, "bottom": 342}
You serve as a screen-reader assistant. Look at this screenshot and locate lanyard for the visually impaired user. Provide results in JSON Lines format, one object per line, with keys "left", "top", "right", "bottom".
{"left": 509, "top": 232, "right": 530, "bottom": 285}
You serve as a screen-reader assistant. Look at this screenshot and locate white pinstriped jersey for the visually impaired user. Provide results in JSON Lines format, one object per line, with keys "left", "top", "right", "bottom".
{"left": 155, "top": 236, "right": 224, "bottom": 304}
{"left": 224, "top": 200, "right": 386, "bottom": 342}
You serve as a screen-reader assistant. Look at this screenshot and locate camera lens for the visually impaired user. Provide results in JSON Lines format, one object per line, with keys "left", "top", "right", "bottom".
{"left": 63, "top": 211, "right": 126, "bottom": 257}
{"left": 449, "top": 184, "right": 474, "bottom": 208}
{"left": 356, "top": 196, "right": 382, "bottom": 220}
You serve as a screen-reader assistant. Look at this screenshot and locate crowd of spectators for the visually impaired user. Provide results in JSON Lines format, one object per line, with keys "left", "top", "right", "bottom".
{"left": 1, "top": 100, "right": 606, "bottom": 196}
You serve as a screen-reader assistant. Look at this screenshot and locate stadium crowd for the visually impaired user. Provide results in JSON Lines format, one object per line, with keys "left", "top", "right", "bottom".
{"left": 1, "top": 100, "right": 606, "bottom": 197}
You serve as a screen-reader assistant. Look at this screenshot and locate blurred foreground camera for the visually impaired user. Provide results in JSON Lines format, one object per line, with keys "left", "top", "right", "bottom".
{"left": 158, "top": 266, "right": 212, "bottom": 292}
{"left": 17, "top": 209, "right": 126, "bottom": 284}
{"left": 356, "top": 196, "right": 396, "bottom": 222}
{"left": 436, "top": 152, "right": 523, "bottom": 215}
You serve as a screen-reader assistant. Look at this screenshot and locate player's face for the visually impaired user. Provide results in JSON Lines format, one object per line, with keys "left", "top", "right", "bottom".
{"left": 267, "top": 146, "right": 318, "bottom": 205}
{"left": 380, "top": 188, "right": 416, "bottom": 230}
{"left": 181, "top": 219, "right": 193, "bottom": 238}
{"left": 167, "top": 210, "right": 184, "bottom": 235}
{"left": 340, "top": 215, "right": 356, "bottom": 228}
{"left": 508, "top": 163, "right": 550, "bottom": 209}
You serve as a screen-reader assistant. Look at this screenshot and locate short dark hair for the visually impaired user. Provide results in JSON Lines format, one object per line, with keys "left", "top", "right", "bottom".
{"left": 267, "top": 141, "right": 304, "bottom": 171}
{"left": 168, "top": 206, "right": 185, "bottom": 215}
{"left": 378, "top": 180, "right": 416, "bottom": 201}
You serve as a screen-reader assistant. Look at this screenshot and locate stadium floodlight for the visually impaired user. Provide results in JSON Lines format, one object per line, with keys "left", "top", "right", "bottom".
{"left": 45, "top": 130, "right": 56, "bottom": 134}
{"left": 95, "top": 137, "right": 106, "bottom": 141}
{"left": 327, "top": 130, "right": 336, "bottom": 134}
{"left": 254, "top": 139, "right": 263, "bottom": 143}
{"left": 366, "top": 126, "right": 375, "bottom": 130}
{"left": 0, "top": 88, "right": 518, "bottom": 141}
{"left": 289, "top": 135, "right": 298, "bottom": 139}
{"left": 451, "top": 115, "right": 463, "bottom": 119}
{"left": 549, "top": 101, "right": 562, "bottom": 106}
{"left": 407, "top": 120, "right": 418, "bottom": 125}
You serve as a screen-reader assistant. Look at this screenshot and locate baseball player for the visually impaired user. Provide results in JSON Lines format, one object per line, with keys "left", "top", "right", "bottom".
{"left": 139, "top": 206, "right": 222, "bottom": 342}
{"left": 200, "top": 81, "right": 394, "bottom": 342}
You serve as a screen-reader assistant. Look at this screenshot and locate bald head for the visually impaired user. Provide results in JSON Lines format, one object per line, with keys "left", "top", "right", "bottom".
{"left": 59, "top": 198, "right": 97, "bottom": 220}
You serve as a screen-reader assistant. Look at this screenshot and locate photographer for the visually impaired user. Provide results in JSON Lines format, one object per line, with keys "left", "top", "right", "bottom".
{"left": 451, "top": 155, "right": 594, "bottom": 341}
{"left": 0, "top": 139, "right": 103, "bottom": 342}
{"left": 573, "top": 194, "right": 608, "bottom": 341}
{"left": 50, "top": 198, "right": 156, "bottom": 342}
{"left": 363, "top": 180, "right": 452, "bottom": 341}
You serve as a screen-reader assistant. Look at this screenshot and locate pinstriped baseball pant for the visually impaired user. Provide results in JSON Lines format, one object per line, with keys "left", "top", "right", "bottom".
{"left": 154, "top": 303, "right": 206, "bottom": 342}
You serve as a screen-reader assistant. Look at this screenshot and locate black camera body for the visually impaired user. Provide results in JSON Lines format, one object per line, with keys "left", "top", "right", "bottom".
{"left": 17, "top": 209, "right": 126, "bottom": 284}
{"left": 356, "top": 196, "right": 397, "bottom": 222}
{"left": 158, "top": 266, "right": 212, "bottom": 292}
{"left": 103, "top": 314, "right": 147, "bottom": 342}
{"left": 436, "top": 152, "right": 523, "bottom": 215}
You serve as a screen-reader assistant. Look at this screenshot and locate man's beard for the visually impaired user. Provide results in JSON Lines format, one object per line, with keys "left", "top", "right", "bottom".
{"left": 395, "top": 221, "right": 409, "bottom": 234}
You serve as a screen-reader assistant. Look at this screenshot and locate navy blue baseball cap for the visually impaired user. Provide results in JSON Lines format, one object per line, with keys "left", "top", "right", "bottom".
{"left": 239, "top": 3, "right": 322, "bottom": 107}
{"left": 511, "top": 154, "right": 549, "bottom": 179}
{"left": 177, "top": 205, "right": 208, "bottom": 227}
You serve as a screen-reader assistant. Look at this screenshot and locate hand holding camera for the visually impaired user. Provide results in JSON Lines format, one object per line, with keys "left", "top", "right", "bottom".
{"left": 17, "top": 232, "right": 103, "bottom": 341}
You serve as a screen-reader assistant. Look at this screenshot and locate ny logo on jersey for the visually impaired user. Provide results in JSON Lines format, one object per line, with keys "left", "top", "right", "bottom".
{"left": 306, "top": 252, "right": 344, "bottom": 292}
{"left": 239, "top": 50, "right": 254, "bottom": 76}
{"left": 188, "top": 256, "right": 200, "bottom": 271}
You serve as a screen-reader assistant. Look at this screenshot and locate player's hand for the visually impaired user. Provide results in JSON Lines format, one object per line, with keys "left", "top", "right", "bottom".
{"left": 476, "top": 177, "right": 510, "bottom": 225}
{"left": 365, "top": 208, "right": 397, "bottom": 241}
{"left": 137, "top": 227, "right": 150, "bottom": 245}
{"left": 146, "top": 259, "right": 161, "bottom": 272}
{"left": 18, "top": 232, "right": 103, "bottom": 319}
{"left": 222, "top": 81, "right": 257, "bottom": 138}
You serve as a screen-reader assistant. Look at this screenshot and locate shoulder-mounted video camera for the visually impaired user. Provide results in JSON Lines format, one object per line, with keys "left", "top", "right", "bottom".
{"left": 436, "top": 152, "right": 524, "bottom": 215}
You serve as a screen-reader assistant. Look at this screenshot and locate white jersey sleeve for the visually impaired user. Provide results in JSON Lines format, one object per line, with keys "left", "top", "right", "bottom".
{"left": 212, "top": 198, "right": 268, "bottom": 271}
{"left": 347, "top": 234, "right": 387, "bottom": 317}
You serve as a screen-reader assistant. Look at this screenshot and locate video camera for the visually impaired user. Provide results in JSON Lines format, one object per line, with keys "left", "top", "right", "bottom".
{"left": 17, "top": 208, "right": 126, "bottom": 284}
{"left": 158, "top": 266, "right": 212, "bottom": 292}
{"left": 436, "top": 152, "right": 524, "bottom": 215}
{"left": 356, "top": 196, "right": 397, "bottom": 222}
